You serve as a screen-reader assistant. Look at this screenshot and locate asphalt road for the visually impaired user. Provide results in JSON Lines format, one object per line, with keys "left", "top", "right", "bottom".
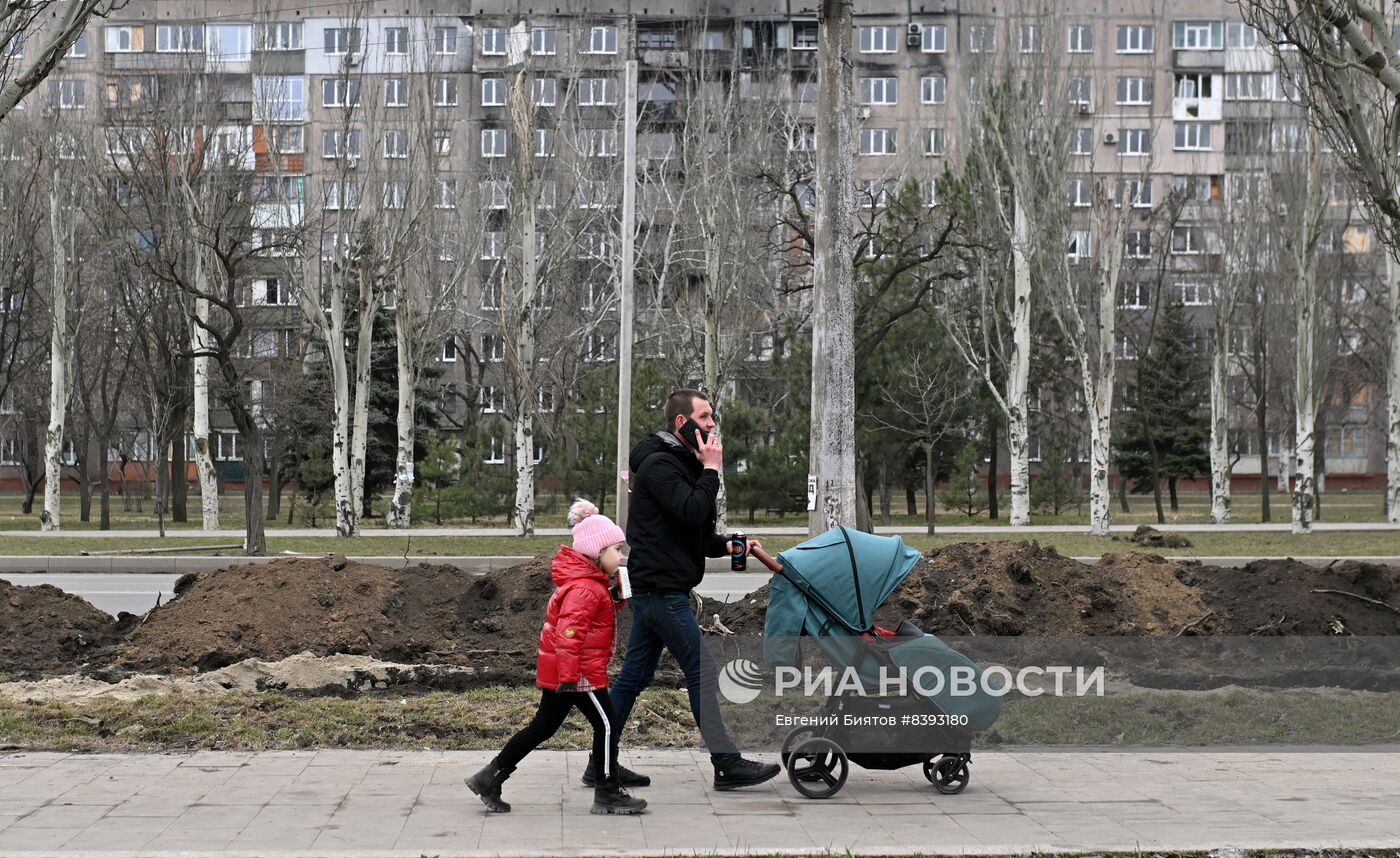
{"left": 0, "top": 571, "right": 771, "bottom": 617}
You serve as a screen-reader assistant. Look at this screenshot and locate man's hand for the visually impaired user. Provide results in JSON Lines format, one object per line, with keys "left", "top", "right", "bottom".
{"left": 696, "top": 431, "right": 723, "bottom": 472}
{"left": 747, "top": 539, "right": 763, "bottom": 554}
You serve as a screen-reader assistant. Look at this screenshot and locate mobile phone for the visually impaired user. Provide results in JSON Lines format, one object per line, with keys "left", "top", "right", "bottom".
{"left": 679, "top": 417, "right": 709, "bottom": 448}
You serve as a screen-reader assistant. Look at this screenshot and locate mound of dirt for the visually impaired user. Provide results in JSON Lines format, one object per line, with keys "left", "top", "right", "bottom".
{"left": 1, "top": 578, "right": 130, "bottom": 678}
{"left": 1127, "top": 525, "right": 1193, "bottom": 549}
{"left": 1180, "top": 558, "right": 1400, "bottom": 636}
{"left": 710, "top": 542, "right": 1211, "bottom": 637}
{"left": 118, "top": 554, "right": 548, "bottom": 675}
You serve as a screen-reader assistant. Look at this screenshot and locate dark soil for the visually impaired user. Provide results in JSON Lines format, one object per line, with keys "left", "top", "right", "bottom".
{"left": 1125, "top": 525, "right": 1193, "bottom": 549}
{"left": 1, "top": 578, "right": 132, "bottom": 679}
{"left": 1178, "top": 558, "right": 1400, "bottom": 635}
{"left": 5, "top": 542, "right": 1400, "bottom": 683}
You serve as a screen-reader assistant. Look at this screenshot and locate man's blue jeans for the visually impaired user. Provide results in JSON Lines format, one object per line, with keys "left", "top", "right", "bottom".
{"left": 609, "top": 591, "right": 739, "bottom": 762}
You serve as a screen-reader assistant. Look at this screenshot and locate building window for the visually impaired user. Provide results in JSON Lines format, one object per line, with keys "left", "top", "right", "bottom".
{"left": 920, "top": 75, "right": 946, "bottom": 105}
{"left": 534, "top": 128, "right": 556, "bottom": 157}
{"left": 1174, "top": 121, "right": 1212, "bottom": 151}
{"left": 859, "top": 76, "right": 897, "bottom": 105}
{"left": 702, "top": 30, "right": 726, "bottom": 50}
{"left": 482, "top": 77, "right": 505, "bottom": 107}
{"left": 1068, "top": 229, "right": 1092, "bottom": 261}
{"left": 481, "top": 27, "right": 505, "bottom": 55}
{"left": 1126, "top": 230, "right": 1152, "bottom": 259}
{"left": 1069, "top": 177, "right": 1091, "bottom": 207}
{"left": 323, "top": 27, "right": 360, "bottom": 56}
{"left": 383, "top": 27, "right": 408, "bottom": 55}
{"left": 968, "top": 24, "right": 995, "bottom": 53}
{"left": 481, "top": 179, "right": 509, "bottom": 209}
{"left": 481, "top": 128, "right": 507, "bottom": 158}
{"left": 442, "top": 338, "right": 458, "bottom": 362}
{"left": 586, "top": 334, "right": 616, "bottom": 363}
{"left": 793, "top": 21, "right": 818, "bottom": 50}
{"left": 66, "top": 31, "right": 89, "bottom": 58}
{"left": 104, "top": 26, "right": 141, "bottom": 53}
{"left": 433, "top": 26, "right": 458, "bottom": 56}
{"left": 55, "top": 79, "right": 85, "bottom": 109}
{"left": 1068, "top": 77, "right": 1093, "bottom": 105}
{"left": 859, "top": 128, "right": 895, "bottom": 155}
{"left": 261, "top": 22, "right": 302, "bottom": 51}
{"left": 1114, "top": 336, "right": 1137, "bottom": 360}
{"left": 156, "top": 24, "right": 203, "bottom": 53}
{"left": 321, "top": 78, "right": 360, "bottom": 107}
{"left": 858, "top": 26, "right": 897, "bottom": 53}
{"left": 921, "top": 24, "right": 946, "bottom": 53}
{"left": 1179, "top": 281, "right": 1211, "bottom": 305}
{"left": 253, "top": 75, "right": 304, "bottom": 121}
{"left": 383, "top": 129, "right": 408, "bottom": 159}
{"left": 1226, "top": 22, "right": 1264, "bottom": 49}
{"left": 432, "top": 129, "right": 452, "bottom": 156}
{"left": 320, "top": 128, "right": 363, "bottom": 160}
{"left": 1119, "top": 283, "right": 1149, "bottom": 309}
{"left": 1067, "top": 24, "right": 1093, "bottom": 53}
{"left": 585, "top": 26, "right": 618, "bottom": 54}
{"left": 384, "top": 77, "right": 407, "bottom": 107}
{"left": 1327, "top": 426, "right": 1367, "bottom": 458}
{"left": 321, "top": 180, "right": 356, "bottom": 210}
{"left": 577, "top": 128, "right": 618, "bottom": 157}
{"left": 578, "top": 77, "right": 616, "bottom": 106}
{"left": 532, "top": 77, "right": 557, "bottom": 106}
{"left": 1173, "top": 21, "right": 1223, "bottom": 50}
{"left": 207, "top": 24, "right": 252, "bottom": 62}
{"left": 1072, "top": 127, "right": 1093, "bottom": 155}
{"left": 434, "top": 77, "right": 458, "bottom": 106}
{"left": 1116, "top": 178, "right": 1153, "bottom": 207}
{"left": 1171, "top": 226, "right": 1202, "bottom": 254}
{"left": 531, "top": 27, "right": 556, "bottom": 55}
{"left": 1116, "top": 76, "right": 1151, "bottom": 105}
{"left": 789, "top": 123, "right": 816, "bottom": 152}
{"left": 1118, "top": 127, "right": 1152, "bottom": 156}
{"left": 1116, "top": 25, "right": 1154, "bottom": 53}
{"left": 481, "top": 334, "right": 505, "bottom": 362}
{"left": 1019, "top": 24, "right": 1041, "bottom": 53}
{"left": 215, "top": 432, "right": 241, "bottom": 461}
{"left": 483, "top": 435, "right": 506, "bottom": 464}
{"left": 924, "top": 127, "right": 946, "bottom": 157}
{"left": 479, "top": 386, "right": 503, "bottom": 413}
{"left": 1225, "top": 72, "right": 1273, "bottom": 100}
{"left": 1174, "top": 72, "right": 1213, "bottom": 99}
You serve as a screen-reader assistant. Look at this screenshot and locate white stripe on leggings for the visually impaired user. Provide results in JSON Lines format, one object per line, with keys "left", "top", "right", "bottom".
{"left": 584, "top": 690, "right": 611, "bottom": 779}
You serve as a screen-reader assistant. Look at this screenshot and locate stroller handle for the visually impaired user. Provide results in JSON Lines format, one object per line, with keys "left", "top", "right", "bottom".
{"left": 749, "top": 545, "right": 783, "bottom": 574}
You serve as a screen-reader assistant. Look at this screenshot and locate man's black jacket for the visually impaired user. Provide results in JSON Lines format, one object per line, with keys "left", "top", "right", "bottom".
{"left": 625, "top": 432, "right": 729, "bottom": 594}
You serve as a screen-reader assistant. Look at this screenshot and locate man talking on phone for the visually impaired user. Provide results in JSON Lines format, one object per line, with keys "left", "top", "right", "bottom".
{"left": 582, "top": 389, "right": 780, "bottom": 792}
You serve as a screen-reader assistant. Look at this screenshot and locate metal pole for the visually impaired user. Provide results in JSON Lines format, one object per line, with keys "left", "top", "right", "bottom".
{"left": 616, "top": 58, "right": 639, "bottom": 527}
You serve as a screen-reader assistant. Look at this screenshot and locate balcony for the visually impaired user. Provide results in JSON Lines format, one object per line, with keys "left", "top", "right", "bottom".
{"left": 1172, "top": 49, "right": 1225, "bottom": 70}
{"left": 108, "top": 52, "right": 204, "bottom": 72}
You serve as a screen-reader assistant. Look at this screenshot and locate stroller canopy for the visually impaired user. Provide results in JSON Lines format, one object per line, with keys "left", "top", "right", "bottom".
{"left": 774, "top": 527, "right": 922, "bottom": 634}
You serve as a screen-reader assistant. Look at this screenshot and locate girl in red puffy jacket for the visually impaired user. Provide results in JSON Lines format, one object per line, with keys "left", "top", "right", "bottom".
{"left": 466, "top": 500, "right": 647, "bottom": 816}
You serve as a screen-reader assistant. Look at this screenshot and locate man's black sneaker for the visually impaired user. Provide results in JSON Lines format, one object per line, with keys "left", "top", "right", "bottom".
{"left": 713, "top": 756, "right": 780, "bottom": 791}
{"left": 581, "top": 756, "right": 651, "bottom": 788}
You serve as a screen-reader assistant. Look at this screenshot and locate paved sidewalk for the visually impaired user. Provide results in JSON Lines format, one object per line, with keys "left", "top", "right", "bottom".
{"left": 1, "top": 749, "right": 1398, "bottom": 856}
{"left": 4, "top": 521, "right": 1400, "bottom": 539}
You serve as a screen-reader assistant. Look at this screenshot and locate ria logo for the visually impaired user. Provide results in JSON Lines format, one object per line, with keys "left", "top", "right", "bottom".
{"left": 718, "top": 658, "right": 765, "bottom": 705}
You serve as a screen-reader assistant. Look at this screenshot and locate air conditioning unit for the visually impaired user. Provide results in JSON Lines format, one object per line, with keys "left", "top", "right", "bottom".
{"left": 1103, "top": 131, "right": 1119, "bottom": 145}
{"left": 859, "top": 106, "right": 872, "bottom": 119}
{"left": 907, "top": 32, "right": 922, "bottom": 47}
{"left": 1077, "top": 103, "right": 1092, "bottom": 115}
{"left": 908, "top": 22, "right": 923, "bottom": 34}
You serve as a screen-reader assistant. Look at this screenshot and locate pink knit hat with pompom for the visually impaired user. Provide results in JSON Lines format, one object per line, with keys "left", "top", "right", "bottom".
{"left": 568, "top": 498, "right": 627, "bottom": 560}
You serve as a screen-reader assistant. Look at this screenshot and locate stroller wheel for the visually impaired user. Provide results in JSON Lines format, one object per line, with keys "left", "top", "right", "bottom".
{"left": 779, "top": 726, "right": 817, "bottom": 771}
{"left": 924, "top": 754, "right": 970, "bottom": 795}
{"left": 786, "top": 737, "right": 848, "bottom": 799}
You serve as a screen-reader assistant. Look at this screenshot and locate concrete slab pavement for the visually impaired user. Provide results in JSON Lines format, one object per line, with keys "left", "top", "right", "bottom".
{"left": 0, "top": 748, "right": 1397, "bottom": 856}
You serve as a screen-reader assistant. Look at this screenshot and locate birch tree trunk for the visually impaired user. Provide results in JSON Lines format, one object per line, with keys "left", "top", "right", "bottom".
{"left": 808, "top": 0, "right": 858, "bottom": 535}
{"left": 1209, "top": 329, "right": 1233, "bottom": 523}
{"left": 387, "top": 314, "right": 416, "bottom": 529}
{"left": 41, "top": 174, "right": 72, "bottom": 532}
{"left": 1388, "top": 247, "right": 1400, "bottom": 522}
{"left": 328, "top": 316, "right": 356, "bottom": 535}
{"left": 1290, "top": 141, "right": 1323, "bottom": 535}
{"left": 349, "top": 282, "right": 375, "bottom": 522}
{"left": 191, "top": 291, "right": 220, "bottom": 531}
{"left": 1006, "top": 198, "right": 1033, "bottom": 527}
{"left": 510, "top": 69, "right": 537, "bottom": 538}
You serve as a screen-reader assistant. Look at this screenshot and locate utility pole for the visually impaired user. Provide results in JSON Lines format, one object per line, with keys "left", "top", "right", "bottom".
{"left": 616, "top": 58, "right": 639, "bottom": 527}
{"left": 808, "top": 0, "right": 857, "bottom": 536}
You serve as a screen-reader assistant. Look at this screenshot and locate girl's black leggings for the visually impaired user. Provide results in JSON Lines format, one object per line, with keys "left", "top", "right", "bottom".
{"left": 497, "top": 687, "right": 620, "bottom": 781}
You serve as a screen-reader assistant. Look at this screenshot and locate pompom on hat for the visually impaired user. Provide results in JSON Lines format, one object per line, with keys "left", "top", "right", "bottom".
{"left": 567, "top": 498, "right": 627, "bottom": 560}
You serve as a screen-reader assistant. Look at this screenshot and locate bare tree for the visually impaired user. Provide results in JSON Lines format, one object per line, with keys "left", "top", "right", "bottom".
{"left": 1236, "top": 0, "right": 1400, "bottom": 521}
{"left": 0, "top": 0, "right": 122, "bottom": 122}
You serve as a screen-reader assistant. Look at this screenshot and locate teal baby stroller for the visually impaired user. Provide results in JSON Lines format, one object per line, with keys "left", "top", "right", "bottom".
{"left": 753, "top": 527, "right": 1002, "bottom": 799}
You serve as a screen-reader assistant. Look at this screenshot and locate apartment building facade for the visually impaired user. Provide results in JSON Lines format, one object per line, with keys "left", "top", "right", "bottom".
{"left": 0, "top": 0, "right": 1385, "bottom": 493}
